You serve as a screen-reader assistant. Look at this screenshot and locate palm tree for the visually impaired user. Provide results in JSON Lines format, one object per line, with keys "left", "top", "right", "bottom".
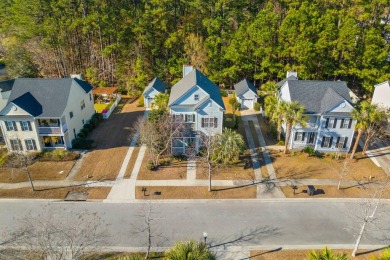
{"left": 164, "top": 240, "right": 215, "bottom": 260}
{"left": 264, "top": 95, "right": 277, "bottom": 119}
{"left": 308, "top": 247, "right": 347, "bottom": 260}
{"left": 350, "top": 101, "right": 384, "bottom": 159}
{"left": 272, "top": 101, "right": 287, "bottom": 142}
{"left": 282, "top": 101, "right": 307, "bottom": 154}
{"left": 212, "top": 128, "right": 244, "bottom": 164}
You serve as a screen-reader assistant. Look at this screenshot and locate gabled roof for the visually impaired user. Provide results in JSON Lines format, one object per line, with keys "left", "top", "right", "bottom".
{"left": 168, "top": 69, "right": 225, "bottom": 110}
{"left": 143, "top": 77, "right": 167, "bottom": 95}
{"left": 277, "top": 75, "right": 298, "bottom": 87}
{"left": 284, "top": 80, "right": 352, "bottom": 114}
{"left": 234, "top": 79, "right": 258, "bottom": 96}
{"left": 0, "top": 79, "right": 15, "bottom": 93}
{"left": 2, "top": 78, "right": 93, "bottom": 117}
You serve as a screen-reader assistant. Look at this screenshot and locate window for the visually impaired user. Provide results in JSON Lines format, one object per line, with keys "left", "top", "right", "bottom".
{"left": 327, "top": 118, "right": 337, "bottom": 128}
{"left": 80, "top": 100, "right": 85, "bottom": 110}
{"left": 25, "top": 139, "right": 37, "bottom": 151}
{"left": 173, "top": 114, "right": 184, "bottom": 122}
{"left": 336, "top": 137, "right": 348, "bottom": 149}
{"left": 5, "top": 121, "right": 17, "bottom": 131}
{"left": 70, "top": 111, "right": 74, "bottom": 119}
{"left": 340, "top": 118, "right": 352, "bottom": 129}
{"left": 21, "top": 121, "right": 32, "bottom": 131}
{"left": 294, "top": 132, "right": 305, "bottom": 142}
{"left": 89, "top": 93, "right": 92, "bottom": 101}
{"left": 73, "top": 128, "right": 76, "bottom": 138}
{"left": 321, "top": 136, "right": 333, "bottom": 148}
{"left": 307, "top": 132, "right": 316, "bottom": 144}
{"left": 201, "top": 117, "right": 218, "bottom": 128}
{"left": 10, "top": 139, "right": 22, "bottom": 151}
{"left": 82, "top": 119, "right": 85, "bottom": 125}
{"left": 185, "top": 114, "right": 195, "bottom": 122}
{"left": 194, "top": 94, "right": 199, "bottom": 101}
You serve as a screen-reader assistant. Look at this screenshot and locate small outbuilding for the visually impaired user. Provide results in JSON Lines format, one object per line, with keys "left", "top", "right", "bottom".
{"left": 234, "top": 79, "right": 258, "bottom": 109}
{"left": 142, "top": 78, "right": 167, "bottom": 108}
{"left": 372, "top": 81, "right": 390, "bottom": 110}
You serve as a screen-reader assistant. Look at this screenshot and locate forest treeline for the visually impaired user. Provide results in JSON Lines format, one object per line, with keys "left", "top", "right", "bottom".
{"left": 0, "top": 0, "right": 389, "bottom": 95}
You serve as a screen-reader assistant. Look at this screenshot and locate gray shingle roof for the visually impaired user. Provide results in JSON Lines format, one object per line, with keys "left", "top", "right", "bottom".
{"left": 168, "top": 69, "right": 225, "bottom": 110}
{"left": 234, "top": 79, "right": 258, "bottom": 96}
{"left": 284, "top": 80, "right": 352, "bottom": 114}
{"left": 143, "top": 77, "right": 167, "bottom": 95}
{"left": 277, "top": 75, "right": 298, "bottom": 87}
{"left": 4, "top": 78, "right": 93, "bottom": 117}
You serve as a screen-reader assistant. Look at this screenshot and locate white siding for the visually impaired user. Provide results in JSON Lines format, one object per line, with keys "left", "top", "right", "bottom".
{"left": 372, "top": 81, "right": 390, "bottom": 109}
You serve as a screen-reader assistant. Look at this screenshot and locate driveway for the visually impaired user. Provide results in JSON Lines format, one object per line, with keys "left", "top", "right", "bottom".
{"left": 366, "top": 139, "right": 390, "bottom": 176}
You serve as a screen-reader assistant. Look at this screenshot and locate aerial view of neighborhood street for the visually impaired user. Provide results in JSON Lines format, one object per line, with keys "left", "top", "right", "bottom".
{"left": 0, "top": 1, "right": 389, "bottom": 259}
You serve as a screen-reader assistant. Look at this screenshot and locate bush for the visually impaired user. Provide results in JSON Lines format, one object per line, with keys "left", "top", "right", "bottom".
{"left": 72, "top": 138, "right": 94, "bottom": 149}
{"left": 84, "top": 123, "right": 93, "bottom": 132}
{"left": 302, "top": 146, "right": 315, "bottom": 156}
{"left": 159, "top": 157, "right": 171, "bottom": 166}
{"left": 81, "top": 128, "right": 90, "bottom": 135}
{"left": 77, "top": 132, "right": 86, "bottom": 139}
{"left": 220, "top": 89, "right": 228, "bottom": 97}
{"left": 277, "top": 140, "right": 285, "bottom": 145}
{"left": 173, "top": 154, "right": 187, "bottom": 161}
{"left": 254, "top": 102, "right": 261, "bottom": 111}
{"left": 147, "top": 160, "right": 156, "bottom": 171}
{"left": 229, "top": 97, "right": 237, "bottom": 106}
{"left": 38, "top": 150, "right": 80, "bottom": 161}
{"left": 137, "top": 96, "right": 144, "bottom": 107}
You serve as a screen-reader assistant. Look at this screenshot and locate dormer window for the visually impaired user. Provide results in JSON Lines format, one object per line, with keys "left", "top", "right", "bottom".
{"left": 194, "top": 94, "right": 199, "bottom": 101}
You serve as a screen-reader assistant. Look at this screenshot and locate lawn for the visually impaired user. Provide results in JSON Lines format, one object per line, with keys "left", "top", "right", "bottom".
{"left": 250, "top": 248, "right": 387, "bottom": 259}
{"left": 135, "top": 185, "right": 257, "bottom": 199}
{"left": 137, "top": 153, "right": 187, "bottom": 180}
{"left": 271, "top": 151, "right": 388, "bottom": 181}
{"left": 94, "top": 103, "right": 111, "bottom": 113}
{"left": 281, "top": 184, "right": 390, "bottom": 198}
{"left": 0, "top": 161, "right": 75, "bottom": 183}
{"left": 0, "top": 186, "right": 111, "bottom": 199}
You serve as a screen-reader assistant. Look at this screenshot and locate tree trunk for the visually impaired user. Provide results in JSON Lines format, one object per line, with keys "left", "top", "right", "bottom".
{"left": 208, "top": 161, "right": 212, "bottom": 192}
{"left": 350, "top": 129, "right": 362, "bottom": 159}
{"left": 284, "top": 122, "right": 291, "bottom": 154}
{"left": 352, "top": 220, "right": 367, "bottom": 257}
{"left": 277, "top": 120, "right": 282, "bottom": 142}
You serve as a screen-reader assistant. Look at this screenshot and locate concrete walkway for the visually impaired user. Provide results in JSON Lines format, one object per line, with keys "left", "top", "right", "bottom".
{"left": 65, "top": 150, "right": 89, "bottom": 181}
{"left": 187, "top": 158, "right": 197, "bottom": 180}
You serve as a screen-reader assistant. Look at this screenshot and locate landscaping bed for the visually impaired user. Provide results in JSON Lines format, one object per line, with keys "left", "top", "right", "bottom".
{"left": 0, "top": 186, "right": 111, "bottom": 199}
{"left": 281, "top": 185, "right": 390, "bottom": 199}
{"left": 137, "top": 154, "right": 187, "bottom": 180}
{"left": 135, "top": 186, "right": 257, "bottom": 199}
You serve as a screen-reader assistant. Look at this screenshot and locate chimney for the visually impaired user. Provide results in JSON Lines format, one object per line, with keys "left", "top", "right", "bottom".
{"left": 183, "top": 65, "right": 194, "bottom": 78}
{"left": 70, "top": 73, "right": 83, "bottom": 80}
{"left": 286, "top": 71, "right": 297, "bottom": 79}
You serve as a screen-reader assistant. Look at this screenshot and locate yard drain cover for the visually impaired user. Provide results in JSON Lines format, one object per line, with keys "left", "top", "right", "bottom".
{"left": 64, "top": 191, "right": 88, "bottom": 201}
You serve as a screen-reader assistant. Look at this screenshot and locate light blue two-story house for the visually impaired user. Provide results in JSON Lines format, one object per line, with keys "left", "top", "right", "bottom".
{"left": 278, "top": 79, "right": 356, "bottom": 152}
{"left": 168, "top": 68, "right": 225, "bottom": 153}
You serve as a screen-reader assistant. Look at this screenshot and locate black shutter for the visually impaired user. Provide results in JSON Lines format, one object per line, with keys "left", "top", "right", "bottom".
{"left": 336, "top": 137, "right": 340, "bottom": 148}
{"left": 20, "top": 121, "right": 24, "bottom": 131}
{"left": 27, "top": 121, "right": 32, "bottom": 131}
{"left": 348, "top": 119, "right": 352, "bottom": 129}
{"left": 13, "top": 121, "right": 18, "bottom": 131}
{"left": 18, "top": 139, "right": 22, "bottom": 151}
{"left": 325, "top": 118, "right": 329, "bottom": 128}
{"left": 214, "top": 118, "right": 218, "bottom": 128}
{"left": 24, "top": 140, "right": 29, "bottom": 150}
{"left": 343, "top": 137, "right": 348, "bottom": 149}
{"left": 302, "top": 132, "right": 306, "bottom": 141}
{"left": 333, "top": 119, "right": 337, "bottom": 128}
{"left": 294, "top": 132, "right": 298, "bottom": 141}
{"left": 201, "top": 118, "right": 205, "bottom": 128}
{"left": 340, "top": 119, "right": 344, "bottom": 129}
{"left": 5, "top": 122, "right": 10, "bottom": 131}
{"left": 329, "top": 137, "right": 333, "bottom": 148}
{"left": 321, "top": 137, "right": 325, "bottom": 147}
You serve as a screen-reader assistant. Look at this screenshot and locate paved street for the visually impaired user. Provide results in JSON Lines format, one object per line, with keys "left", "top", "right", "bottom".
{"left": 1, "top": 200, "right": 389, "bottom": 252}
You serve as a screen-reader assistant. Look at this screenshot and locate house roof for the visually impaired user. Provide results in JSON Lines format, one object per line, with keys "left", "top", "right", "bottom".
{"left": 3, "top": 78, "right": 93, "bottom": 117}
{"left": 277, "top": 75, "right": 298, "bottom": 87}
{"left": 0, "top": 79, "right": 15, "bottom": 93}
{"left": 143, "top": 77, "right": 167, "bottom": 95}
{"left": 284, "top": 80, "right": 352, "bottom": 114}
{"left": 168, "top": 69, "right": 225, "bottom": 110}
{"left": 234, "top": 79, "right": 258, "bottom": 96}
{"left": 93, "top": 87, "right": 118, "bottom": 95}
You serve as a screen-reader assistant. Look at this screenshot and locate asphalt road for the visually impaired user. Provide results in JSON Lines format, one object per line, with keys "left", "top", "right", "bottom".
{"left": 0, "top": 200, "right": 389, "bottom": 250}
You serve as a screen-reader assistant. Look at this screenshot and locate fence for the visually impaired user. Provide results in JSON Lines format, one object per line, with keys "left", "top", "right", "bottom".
{"left": 102, "top": 95, "right": 122, "bottom": 119}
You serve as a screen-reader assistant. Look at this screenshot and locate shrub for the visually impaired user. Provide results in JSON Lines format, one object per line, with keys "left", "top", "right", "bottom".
{"left": 254, "top": 102, "right": 261, "bottom": 111}
{"left": 77, "top": 132, "right": 86, "bottom": 139}
{"left": 38, "top": 150, "right": 80, "bottom": 161}
{"left": 220, "top": 89, "right": 228, "bottom": 97}
{"left": 137, "top": 96, "right": 144, "bottom": 107}
{"left": 234, "top": 102, "right": 241, "bottom": 111}
{"left": 72, "top": 138, "right": 94, "bottom": 149}
{"left": 81, "top": 128, "right": 90, "bottom": 135}
{"left": 229, "top": 97, "right": 237, "bottom": 106}
{"left": 159, "top": 157, "right": 171, "bottom": 166}
{"left": 302, "top": 146, "right": 315, "bottom": 156}
{"left": 84, "top": 123, "right": 93, "bottom": 132}
{"left": 277, "top": 140, "right": 285, "bottom": 145}
{"left": 146, "top": 160, "right": 156, "bottom": 171}
{"left": 92, "top": 113, "right": 103, "bottom": 122}
{"left": 173, "top": 154, "right": 187, "bottom": 161}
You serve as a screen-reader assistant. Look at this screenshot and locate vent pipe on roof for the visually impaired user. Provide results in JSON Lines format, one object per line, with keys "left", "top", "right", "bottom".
{"left": 286, "top": 71, "right": 297, "bottom": 78}
{"left": 183, "top": 65, "right": 194, "bottom": 78}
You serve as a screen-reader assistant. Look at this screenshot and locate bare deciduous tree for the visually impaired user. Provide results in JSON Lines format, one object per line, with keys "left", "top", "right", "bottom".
{"left": 1, "top": 206, "right": 109, "bottom": 260}
{"left": 337, "top": 156, "right": 349, "bottom": 190}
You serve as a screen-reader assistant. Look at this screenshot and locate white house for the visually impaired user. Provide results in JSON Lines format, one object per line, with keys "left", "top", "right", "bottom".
{"left": 168, "top": 68, "right": 225, "bottom": 153}
{"left": 142, "top": 78, "right": 167, "bottom": 108}
{"left": 234, "top": 79, "right": 258, "bottom": 109}
{"left": 372, "top": 81, "right": 390, "bottom": 110}
{"left": 278, "top": 78, "right": 356, "bottom": 152}
{"left": 0, "top": 78, "right": 95, "bottom": 152}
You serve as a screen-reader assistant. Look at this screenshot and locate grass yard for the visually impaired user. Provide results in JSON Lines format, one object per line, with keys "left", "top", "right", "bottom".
{"left": 135, "top": 185, "right": 257, "bottom": 199}
{"left": 281, "top": 184, "right": 390, "bottom": 198}
{"left": 137, "top": 153, "right": 187, "bottom": 180}
{"left": 271, "top": 151, "right": 388, "bottom": 181}
{"left": 0, "top": 161, "right": 75, "bottom": 183}
{"left": 256, "top": 114, "right": 281, "bottom": 146}
{"left": 250, "top": 248, "right": 387, "bottom": 260}
{"left": 0, "top": 186, "right": 111, "bottom": 199}
{"left": 94, "top": 103, "right": 111, "bottom": 113}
